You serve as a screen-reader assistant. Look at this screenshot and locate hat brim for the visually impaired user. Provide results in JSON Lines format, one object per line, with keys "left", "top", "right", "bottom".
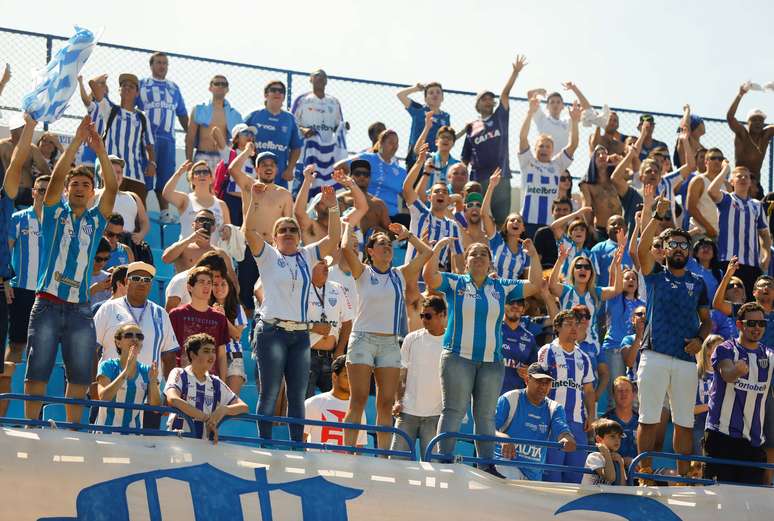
{"left": 529, "top": 373, "right": 554, "bottom": 381}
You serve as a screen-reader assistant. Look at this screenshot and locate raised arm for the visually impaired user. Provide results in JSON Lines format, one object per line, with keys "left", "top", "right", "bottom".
{"left": 707, "top": 160, "right": 730, "bottom": 203}
{"left": 90, "top": 122, "right": 118, "bottom": 218}
{"left": 162, "top": 160, "right": 194, "bottom": 211}
{"left": 522, "top": 239, "right": 542, "bottom": 298}
{"left": 396, "top": 83, "right": 424, "bottom": 109}
{"left": 610, "top": 134, "right": 644, "bottom": 196}
{"left": 185, "top": 109, "right": 197, "bottom": 161}
{"left": 341, "top": 222, "right": 366, "bottom": 280}
{"left": 637, "top": 197, "right": 670, "bottom": 275}
{"left": 293, "top": 165, "right": 316, "bottom": 231}
{"left": 333, "top": 169, "right": 367, "bottom": 227}
{"left": 549, "top": 244, "right": 569, "bottom": 296}
{"left": 601, "top": 243, "right": 624, "bottom": 299}
{"left": 413, "top": 111, "right": 434, "bottom": 156}
{"left": 242, "top": 183, "right": 268, "bottom": 257}
{"left": 312, "top": 186, "right": 341, "bottom": 258}
{"left": 46, "top": 116, "right": 91, "bottom": 206}
{"left": 628, "top": 214, "right": 642, "bottom": 270}
{"left": 76, "top": 74, "right": 91, "bottom": 107}
{"left": 481, "top": 168, "right": 501, "bottom": 239}
{"left": 402, "top": 143, "right": 428, "bottom": 207}
{"left": 539, "top": 277, "right": 559, "bottom": 319}
{"left": 562, "top": 81, "right": 592, "bottom": 111}
{"left": 713, "top": 258, "right": 738, "bottom": 316}
{"left": 421, "top": 236, "right": 448, "bottom": 291}
{"left": 520, "top": 96, "right": 539, "bottom": 152}
{"left": 563, "top": 101, "right": 582, "bottom": 157}
{"left": 726, "top": 83, "right": 749, "bottom": 136}
{"left": 551, "top": 206, "right": 593, "bottom": 236}
{"left": 686, "top": 175, "right": 717, "bottom": 238}
{"left": 500, "top": 54, "right": 527, "bottom": 110}
{"left": 3, "top": 114, "right": 36, "bottom": 199}
{"left": 396, "top": 223, "right": 433, "bottom": 281}
{"left": 131, "top": 193, "right": 150, "bottom": 243}
{"left": 229, "top": 141, "right": 257, "bottom": 191}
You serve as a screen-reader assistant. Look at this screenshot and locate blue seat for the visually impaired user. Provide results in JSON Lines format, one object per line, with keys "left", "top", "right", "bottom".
{"left": 145, "top": 224, "right": 162, "bottom": 249}
{"left": 240, "top": 384, "right": 259, "bottom": 412}
{"left": 147, "top": 210, "right": 161, "bottom": 222}
{"left": 149, "top": 279, "right": 167, "bottom": 306}
{"left": 162, "top": 223, "right": 181, "bottom": 248}
{"left": 153, "top": 250, "right": 175, "bottom": 280}
{"left": 46, "top": 365, "right": 66, "bottom": 398}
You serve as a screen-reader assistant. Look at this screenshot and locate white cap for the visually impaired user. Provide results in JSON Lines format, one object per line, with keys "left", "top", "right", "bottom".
{"left": 8, "top": 113, "right": 25, "bottom": 131}
{"left": 231, "top": 123, "right": 257, "bottom": 139}
{"left": 747, "top": 108, "right": 767, "bottom": 121}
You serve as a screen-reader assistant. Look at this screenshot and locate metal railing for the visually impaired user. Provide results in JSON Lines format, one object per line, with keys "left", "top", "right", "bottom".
{"left": 628, "top": 450, "right": 774, "bottom": 487}
{"left": 0, "top": 25, "right": 771, "bottom": 191}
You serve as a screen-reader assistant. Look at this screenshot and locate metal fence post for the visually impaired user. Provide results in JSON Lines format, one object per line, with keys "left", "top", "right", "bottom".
{"left": 43, "top": 35, "right": 53, "bottom": 131}
{"left": 286, "top": 71, "right": 292, "bottom": 110}
{"left": 769, "top": 137, "right": 773, "bottom": 193}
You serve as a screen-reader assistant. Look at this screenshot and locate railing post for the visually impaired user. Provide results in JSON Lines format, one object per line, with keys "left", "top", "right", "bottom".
{"left": 286, "top": 71, "right": 293, "bottom": 110}
{"left": 43, "top": 35, "right": 53, "bottom": 131}
{"left": 769, "top": 137, "right": 773, "bottom": 193}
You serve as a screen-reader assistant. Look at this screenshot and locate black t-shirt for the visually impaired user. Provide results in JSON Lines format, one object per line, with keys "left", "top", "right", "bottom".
{"left": 533, "top": 226, "right": 557, "bottom": 269}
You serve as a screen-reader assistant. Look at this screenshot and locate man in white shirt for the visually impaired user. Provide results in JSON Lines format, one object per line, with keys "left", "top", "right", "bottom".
{"left": 390, "top": 295, "right": 446, "bottom": 459}
{"left": 526, "top": 82, "right": 592, "bottom": 152}
{"left": 304, "top": 355, "right": 367, "bottom": 448}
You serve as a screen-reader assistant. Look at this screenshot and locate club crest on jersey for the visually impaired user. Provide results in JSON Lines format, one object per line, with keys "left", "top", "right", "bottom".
{"left": 82, "top": 223, "right": 94, "bottom": 236}
{"left": 760, "top": 358, "right": 770, "bottom": 369}
{"left": 328, "top": 297, "right": 337, "bottom": 306}
{"left": 204, "top": 395, "right": 214, "bottom": 407}
{"left": 370, "top": 275, "right": 379, "bottom": 285}
{"left": 277, "top": 257, "right": 287, "bottom": 268}
{"left": 685, "top": 282, "right": 694, "bottom": 295}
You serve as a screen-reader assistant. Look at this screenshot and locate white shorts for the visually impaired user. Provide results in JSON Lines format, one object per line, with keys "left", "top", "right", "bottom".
{"left": 636, "top": 350, "right": 698, "bottom": 428}
{"left": 227, "top": 355, "right": 247, "bottom": 381}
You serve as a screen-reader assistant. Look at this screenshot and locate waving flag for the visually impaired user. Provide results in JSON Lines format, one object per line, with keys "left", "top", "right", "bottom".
{"left": 21, "top": 26, "right": 98, "bottom": 123}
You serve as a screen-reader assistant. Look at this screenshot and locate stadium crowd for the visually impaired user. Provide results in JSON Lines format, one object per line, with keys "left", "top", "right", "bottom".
{"left": 1, "top": 51, "right": 774, "bottom": 487}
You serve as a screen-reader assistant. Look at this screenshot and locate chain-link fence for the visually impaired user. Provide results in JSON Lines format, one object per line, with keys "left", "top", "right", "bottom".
{"left": 1, "top": 26, "right": 771, "bottom": 192}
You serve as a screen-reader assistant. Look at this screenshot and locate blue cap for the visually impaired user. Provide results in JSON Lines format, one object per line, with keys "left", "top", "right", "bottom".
{"left": 689, "top": 114, "right": 704, "bottom": 130}
{"left": 255, "top": 151, "right": 278, "bottom": 164}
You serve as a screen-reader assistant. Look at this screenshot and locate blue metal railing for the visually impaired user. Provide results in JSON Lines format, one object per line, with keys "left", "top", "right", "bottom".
{"left": 628, "top": 450, "right": 774, "bottom": 487}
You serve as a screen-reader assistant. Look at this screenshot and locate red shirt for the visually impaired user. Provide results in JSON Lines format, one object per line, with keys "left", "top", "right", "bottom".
{"left": 169, "top": 304, "right": 229, "bottom": 376}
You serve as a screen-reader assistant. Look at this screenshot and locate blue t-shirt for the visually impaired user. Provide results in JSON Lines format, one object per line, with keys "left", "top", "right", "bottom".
{"left": 589, "top": 239, "right": 634, "bottom": 287}
{"left": 686, "top": 257, "right": 720, "bottom": 305}
{"left": 494, "top": 390, "right": 569, "bottom": 481}
{"left": 96, "top": 358, "right": 151, "bottom": 428}
{"left": 107, "top": 244, "right": 130, "bottom": 270}
{"left": 601, "top": 408, "right": 639, "bottom": 460}
{"left": 711, "top": 308, "right": 737, "bottom": 340}
{"left": 602, "top": 295, "right": 646, "bottom": 351}
{"left": 356, "top": 152, "right": 407, "bottom": 216}
{"left": 406, "top": 100, "right": 450, "bottom": 155}
{"left": 461, "top": 104, "right": 509, "bottom": 181}
{"left": 638, "top": 138, "right": 669, "bottom": 161}
{"left": 643, "top": 269, "right": 708, "bottom": 362}
{"left": 243, "top": 108, "right": 303, "bottom": 188}
{"left": 500, "top": 323, "right": 538, "bottom": 393}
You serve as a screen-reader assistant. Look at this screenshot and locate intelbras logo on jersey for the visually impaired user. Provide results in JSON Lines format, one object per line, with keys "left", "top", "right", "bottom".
{"left": 526, "top": 185, "right": 559, "bottom": 195}
{"left": 255, "top": 140, "right": 288, "bottom": 152}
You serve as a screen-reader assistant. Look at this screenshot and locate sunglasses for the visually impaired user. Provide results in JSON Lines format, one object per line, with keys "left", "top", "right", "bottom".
{"left": 105, "top": 230, "right": 122, "bottom": 239}
{"left": 466, "top": 202, "right": 482, "bottom": 209}
{"left": 351, "top": 170, "right": 371, "bottom": 177}
{"left": 119, "top": 332, "right": 145, "bottom": 340}
{"left": 560, "top": 176, "right": 571, "bottom": 182}
{"left": 192, "top": 169, "right": 211, "bottom": 177}
{"left": 276, "top": 226, "right": 299, "bottom": 234}
{"left": 267, "top": 87, "right": 285, "bottom": 94}
{"left": 728, "top": 283, "right": 743, "bottom": 289}
{"left": 419, "top": 313, "right": 436, "bottom": 320}
{"left": 211, "top": 81, "right": 229, "bottom": 87}
{"left": 634, "top": 311, "right": 646, "bottom": 317}
{"left": 239, "top": 130, "right": 255, "bottom": 137}
{"left": 707, "top": 155, "right": 724, "bottom": 161}
{"left": 666, "top": 240, "right": 690, "bottom": 250}
{"left": 95, "top": 255, "right": 110, "bottom": 263}
{"left": 574, "top": 263, "right": 592, "bottom": 271}
{"left": 742, "top": 319, "right": 767, "bottom": 328}
{"left": 195, "top": 218, "right": 215, "bottom": 225}
{"left": 128, "top": 275, "right": 153, "bottom": 284}
{"left": 575, "top": 312, "right": 591, "bottom": 320}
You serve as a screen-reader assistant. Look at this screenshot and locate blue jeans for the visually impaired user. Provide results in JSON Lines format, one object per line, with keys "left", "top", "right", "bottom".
{"left": 253, "top": 321, "right": 310, "bottom": 441}
{"left": 25, "top": 297, "right": 97, "bottom": 386}
{"left": 391, "top": 412, "right": 440, "bottom": 460}
{"left": 544, "top": 420, "right": 587, "bottom": 483}
{"left": 437, "top": 350, "right": 504, "bottom": 460}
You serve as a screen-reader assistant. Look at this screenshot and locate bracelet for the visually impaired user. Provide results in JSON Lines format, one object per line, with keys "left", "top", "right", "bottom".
{"left": 148, "top": 161, "right": 157, "bottom": 167}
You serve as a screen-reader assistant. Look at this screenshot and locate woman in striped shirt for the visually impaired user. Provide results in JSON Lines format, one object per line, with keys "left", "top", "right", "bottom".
{"left": 211, "top": 275, "right": 247, "bottom": 397}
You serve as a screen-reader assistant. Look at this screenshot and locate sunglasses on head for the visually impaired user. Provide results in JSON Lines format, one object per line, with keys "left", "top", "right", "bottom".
{"left": 666, "top": 239, "right": 690, "bottom": 250}
{"left": 95, "top": 255, "right": 110, "bottom": 263}
{"left": 742, "top": 319, "right": 767, "bottom": 328}
{"left": 119, "top": 331, "right": 145, "bottom": 340}
{"left": 128, "top": 275, "right": 152, "bottom": 284}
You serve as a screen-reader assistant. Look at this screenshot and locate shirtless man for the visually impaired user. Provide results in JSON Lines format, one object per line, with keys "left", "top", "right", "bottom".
{"left": 0, "top": 116, "right": 51, "bottom": 206}
{"left": 186, "top": 75, "right": 242, "bottom": 166}
{"left": 589, "top": 111, "right": 627, "bottom": 155}
{"left": 686, "top": 147, "right": 727, "bottom": 238}
{"left": 336, "top": 158, "right": 391, "bottom": 238}
{"left": 447, "top": 163, "right": 468, "bottom": 195}
{"left": 294, "top": 165, "right": 368, "bottom": 245}
{"left": 161, "top": 209, "right": 235, "bottom": 278}
{"left": 456, "top": 190, "right": 495, "bottom": 250}
{"left": 727, "top": 83, "right": 774, "bottom": 182}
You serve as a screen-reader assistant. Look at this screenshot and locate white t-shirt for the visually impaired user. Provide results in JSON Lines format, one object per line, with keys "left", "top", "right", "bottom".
{"left": 353, "top": 265, "right": 406, "bottom": 335}
{"left": 581, "top": 451, "right": 615, "bottom": 485}
{"left": 307, "top": 280, "right": 354, "bottom": 346}
{"left": 165, "top": 269, "right": 191, "bottom": 307}
{"left": 328, "top": 266, "right": 359, "bottom": 315}
{"left": 255, "top": 243, "right": 320, "bottom": 322}
{"left": 533, "top": 108, "right": 570, "bottom": 152}
{"left": 400, "top": 329, "right": 444, "bottom": 417}
{"left": 304, "top": 391, "right": 367, "bottom": 446}
{"left": 94, "top": 297, "right": 179, "bottom": 370}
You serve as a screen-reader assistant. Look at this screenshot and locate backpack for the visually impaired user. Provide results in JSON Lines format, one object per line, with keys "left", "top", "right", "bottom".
{"left": 102, "top": 104, "right": 149, "bottom": 161}
{"left": 213, "top": 148, "right": 238, "bottom": 199}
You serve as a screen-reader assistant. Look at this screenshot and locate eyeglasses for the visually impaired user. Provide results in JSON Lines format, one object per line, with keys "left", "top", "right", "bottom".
{"left": 192, "top": 169, "right": 211, "bottom": 177}
{"left": 128, "top": 275, "right": 153, "bottom": 284}
{"left": 465, "top": 202, "right": 482, "bottom": 209}
{"left": 560, "top": 176, "right": 571, "bottom": 182}
{"left": 742, "top": 319, "right": 767, "bottom": 328}
{"left": 195, "top": 218, "right": 215, "bottom": 225}
{"left": 574, "top": 263, "right": 592, "bottom": 271}
{"left": 351, "top": 170, "right": 371, "bottom": 177}
{"left": 104, "top": 230, "right": 122, "bottom": 239}
{"left": 652, "top": 243, "right": 664, "bottom": 249}
{"left": 634, "top": 311, "right": 646, "bottom": 317}
{"left": 706, "top": 155, "right": 724, "bottom": 161}
{"left": 95, "top": 255, "right": 110, "bottom": 263}
{"left": 666, "top": 240, "right": 690, "bottom": 250}
{"left": 119, "top": 332, "right": 145, "bottom": 340}
{"left": 420, "top": 313, "right": 436, "bottom": 320}
{"left": 575, "top": 312, "right": 591, "bottom": 320}
{"left": 267, "top": 87, "right": 286, "bottom": 94}
{"left": 276, "top": 226, "right": 299, "bottom": 234}
{"left": 238, "top": 130, "right": 255, "bottom": 137}
{"left": 211, "top": 81, "right": 229, "bottom": 87}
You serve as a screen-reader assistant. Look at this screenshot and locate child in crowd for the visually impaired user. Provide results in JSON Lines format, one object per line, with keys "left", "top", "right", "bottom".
{"left": 582, "top": 418, "right": 627, "bottom": 485}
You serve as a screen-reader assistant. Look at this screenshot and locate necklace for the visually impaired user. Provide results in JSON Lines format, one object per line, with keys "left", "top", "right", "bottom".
{"left": 282, "top": 252, "right": 300, "bottom": 293}
{"left": 123, "top": 297, "right": 149, "bottom": 325}
{"left": 312, "top": 283, "right": 327, "bottom": 322}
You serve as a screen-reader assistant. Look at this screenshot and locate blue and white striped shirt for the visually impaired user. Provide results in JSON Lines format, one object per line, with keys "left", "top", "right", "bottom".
{"left": 406, "top": 200, "right": 462, "bottom": 266}
{"left": 96, "top": 358, "right": 151, "bottom": 429}
{"left": 717, "top": 191, "right": 768, "bottom": 267}
{"left": 537, "top": 340, "right": 595, "bottom": 424}
{"left": 559, "top": 283, "right": 604, "bottom": 349}
{"left": 556, "top": 235, "right": 590, "bottom": 278}
{"left": 489, "top": 234, "right": 530, "bottom": 279}
{"left": 84, "top": 97, "right": 113, "bottom": 163}
{"left": 165, "top": 366, "right": 236, "bottom": 439}
{"left": 38, "top": 201, "right": 107, "bottom": 303}
{"left": 9, "top": 207, "right": 44, "bottom": 291}
{"left": 438, "top": 272, "right": 525, "bottom": 362}
{"left": 136, "top": 78, "right": 187, "bottom": 137}
{"left": 225, "top": 306, "right": 248, "bottom": 354}
{"left": 103, "top": 104, "right": 155, "bottom": 183}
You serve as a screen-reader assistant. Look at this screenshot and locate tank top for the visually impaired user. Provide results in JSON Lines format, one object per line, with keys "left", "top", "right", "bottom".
{"left": 353, "top": 265, "right": 406, "bottom": 335}
{"left": 179, "top": 192, "right": 226, "bottom": 239}
{"left": 689, "top": 175, "right": 719, "bottom": 234}
{"left": 113, "top": 191, "right": 138, "bottom": 233}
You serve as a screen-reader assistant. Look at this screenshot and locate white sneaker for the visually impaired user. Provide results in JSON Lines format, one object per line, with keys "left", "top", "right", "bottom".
{"left": 159, "top": 210, "right": 176, "bottom": 224}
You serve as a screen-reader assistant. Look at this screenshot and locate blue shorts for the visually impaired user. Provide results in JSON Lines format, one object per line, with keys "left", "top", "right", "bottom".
{"left": 347, "top": 332, "right": 401, "bottom": 368}
{"left": 25, "top": 297, "right": 98, "bottom": 386}
{"left": 145, "top": 134, "right": 176, "bottom": 190}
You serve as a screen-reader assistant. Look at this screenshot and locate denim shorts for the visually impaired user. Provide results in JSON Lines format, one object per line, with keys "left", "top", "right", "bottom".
{"left": 25, "top": 297, "right": 97, "bottom": 386}
{"left": 227, "top": 354, "right": 247, "bottom": 381}
{"left": 347, "top": 332, "right": 401, "bottom": 368}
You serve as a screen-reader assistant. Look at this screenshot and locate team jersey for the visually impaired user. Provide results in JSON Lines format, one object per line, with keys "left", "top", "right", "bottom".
{"left": 696, "top": 372, "right": 712, "bottom": 408}
{"left": 94, "top": 297, "right": 179, "bottom": 368}
{"left": 356, "top": 152, "right": 406, "bottom": 216}
{"left": 255, "top": 243, "right": 319, "bottom": 322}
{"left": 84, "top": 97, "right": 113, "bottom": 163}
{"left": 518, "top": 148, "right": 573, "bottom": 226}
{"left": 425, "top": 151, "right": 460, "bottom": 188}
{"left": 307, "top": 280, "right": 354, "bottom": 346}
{"left": 602, "top": 295, "right": 645, "bottom": 351}
{"left": 489, "top": 234, "right": 530, "bottom": 279}
{"left": 642, "top": 269, "right": 708, "bottom": 362}
{"left": 225, "top": 150, "right": 254, "bottom": 193}
{"left": 225, "top": 306, "right": 248, "bottom": 354}
{"left": 96, "top": 359, "right": 151, "bottom": 429}
{"left": 406, "top": 101, "right": 451, "bottom": 153}
{"left": 559, "top": 284, "right": 604, "bottom": 348}
{"left": 304, "top": 391, "right": 367, "bottom": 447}
{"left": 106, "top": 243, "right": 130, "bottom": 270}
{"left": 556, "top": 235, "right": 590, "bottom": 278}
{"left": 533, "top": 109, "right": 570, "bottom": 151}
{"left": 136, "top": 78, "right": 187, "bottom": 137}
{"left": 102, "top": 102, "right": 155, "bottom": 183}
{"left": 589, "top": 239, "right": 634, "bottom": 287}
{"left": 500, "top": 322, "right": 538, "bottom": 393}
{"left": 9, "top": 206, "right": 43, "bottom": 290}
{"left": 537, "top": 340, "right": 595, "bottom": 423}
{"left": 243, "top": 108, "right": 303, "bottom": 188}
{"left": 438, "top": 272, "right": 525, "bottom": 362}
{"left": 686, "top": 258, "right": 720, "bottom": 307}
{"left": 461, "top": 104, "right": 509, "bottom": 181}
{"left": 353, "top": 265, "right": 406, "bottom": 335}
{"left": 706, "top": 339, "right": 774, "bottom": 447}
{"left": 581, "top": 452, "right": 623, "bottom": 486}
{"left": 494, "top": 389, "right": 569, "bottom": 481}
{"left": 328, "top": 266, "right": 358, "bottom": 317}
{"left": 716, "top": 191, "right": 768, "bottom": 267}
{"left": 37, "top": 201, "right": 107, "bottom": 303}
{"left": 165, "top": 366, "right": 237, "bottom": 439}
{"left": 406, "top": 200, "right": 462, "bottom": 266}
{"left": 601, "top": 409, "right": 639, "bottom": 460}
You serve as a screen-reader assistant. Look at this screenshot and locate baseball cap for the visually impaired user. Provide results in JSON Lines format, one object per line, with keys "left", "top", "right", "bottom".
{"left": 108, "top": 154, "right": 125, "bottom": 167}
{"left": 639, "top": 114, "right": 655, "bottom": 124}
{"left": 118, "top": 73, "right": 139, "bottom": 87}
{"left": 231, "top": 123, "right": 257, "bottom": 139}
{"left": 126, "top": 261, "right": 156, "bottom": 278}
{"left": 465, "top": 192, "right": 483, "bottom": 204}
{"left": 475, "top": 90, "right": 496, "bottom": 107}
{"left": 527, "top": 363, "right": 554, "bottom": 381}
{"left": 350, "top": 159, "right": 371, "bottom": 173}
{"left": 506, "top": 295, "right": 525, "bottom": 305}
{"left": 310, "top": 68, "right": 327, "bottom": 78}
{"left": 8, "top": 113, "right": 25, "bottom": 131}
{"left": 747, "top": 108, "right": 767, "bottom": 121}
{"left": 255, "top": 151, "right": 278, "bottom": 164}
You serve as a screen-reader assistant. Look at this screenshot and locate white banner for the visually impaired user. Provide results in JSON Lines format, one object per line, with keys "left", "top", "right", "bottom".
{"left": 0, "top": 427, "right": 770, "bottom": 520}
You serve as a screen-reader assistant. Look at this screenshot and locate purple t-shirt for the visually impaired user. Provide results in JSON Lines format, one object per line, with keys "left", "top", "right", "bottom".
{"left": 461, "top": 104, "right": 509, "bottom": 181}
